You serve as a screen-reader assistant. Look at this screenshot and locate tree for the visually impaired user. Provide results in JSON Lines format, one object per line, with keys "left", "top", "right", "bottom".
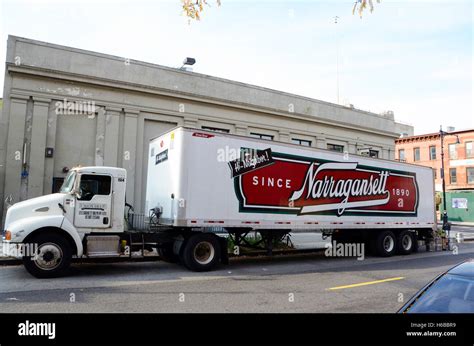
{"left": 352, "top": 0, "right": 381, "bottom": 18}
{"left": 182, "top": 0, "right": 221, "bottom": 21}
{"left": 180, "top": 0, "right": 380, "bottom": 22}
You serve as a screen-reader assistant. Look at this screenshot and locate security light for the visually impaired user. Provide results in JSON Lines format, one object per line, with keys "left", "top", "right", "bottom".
{"left": 180, "top": 57, "right": 196, "bottom": 70}
{"left": 182, "top": 57, "right": 196, "bottom": 66}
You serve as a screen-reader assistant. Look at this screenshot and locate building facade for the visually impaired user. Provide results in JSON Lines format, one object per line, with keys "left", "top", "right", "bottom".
{"left": 0, "top": 36, "right": 412, "bottom": 224}
{"left": 395, "top": 129, "right": 474, "bottom": 191}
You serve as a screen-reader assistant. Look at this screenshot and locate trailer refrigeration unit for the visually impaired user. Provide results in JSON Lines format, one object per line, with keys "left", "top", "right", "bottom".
{"left": 2, "top": 127, "right": 436, "bottom": 278}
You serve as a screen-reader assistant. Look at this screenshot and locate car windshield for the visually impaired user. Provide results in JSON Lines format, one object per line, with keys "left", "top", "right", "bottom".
{"left": 59, "top": 171, "right": 76, "bottom": 193}
{"left": 407, "top": 274, "right": 474, "bottom": 313}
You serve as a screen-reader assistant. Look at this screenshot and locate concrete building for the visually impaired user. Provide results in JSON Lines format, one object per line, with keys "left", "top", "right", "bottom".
{"left": 0, "top": 36, "right": 412, "bottom": 224}
{"left": 395, "top": 129, "right": 474, "bottom": 192}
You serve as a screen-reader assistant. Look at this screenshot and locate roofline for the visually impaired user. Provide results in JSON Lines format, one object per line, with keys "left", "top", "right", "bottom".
{"left": 7, "top": 34, "right": 401, "bottom": 122}
{"left": 396, "top": 128, "right": 474, "bottom": 143}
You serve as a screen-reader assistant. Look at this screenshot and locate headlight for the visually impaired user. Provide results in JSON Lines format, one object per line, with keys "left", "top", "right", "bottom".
{"left": 4, "top": 230, "right": 11, "bottom": 241}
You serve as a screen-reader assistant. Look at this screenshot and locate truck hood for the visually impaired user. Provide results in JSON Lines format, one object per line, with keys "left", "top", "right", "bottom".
{"left": 4, "top": 193, "right": 67, "bottom": 229}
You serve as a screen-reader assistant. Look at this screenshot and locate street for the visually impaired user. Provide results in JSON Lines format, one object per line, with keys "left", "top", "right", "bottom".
{"left": 0, "top": 235, "right": 473, "bottom": 313}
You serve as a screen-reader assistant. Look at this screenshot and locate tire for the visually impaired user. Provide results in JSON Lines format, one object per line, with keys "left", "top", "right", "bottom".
{"left": 23, "top": 233, "right": 72, "bottom": 278}
{"left": 181, "top": 233, "right": 221, "bottom": 272}
{"left": 157, "top": 243, "right": 179, "bottom": 263}
{"left": 397, "top": 230, "right": 415, "bottom": 255}
{"left": 374, "top": 230, "right": 397, "bottom": 257}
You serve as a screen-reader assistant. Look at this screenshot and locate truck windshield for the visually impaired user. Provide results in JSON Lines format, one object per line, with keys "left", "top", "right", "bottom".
{"left": 60, "top": 171, "right": 76, "bottom": 193}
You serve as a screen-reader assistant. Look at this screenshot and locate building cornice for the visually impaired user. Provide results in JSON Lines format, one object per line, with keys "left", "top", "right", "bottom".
{"left": 7, "top": 66, "right": 400, "bottom": 139}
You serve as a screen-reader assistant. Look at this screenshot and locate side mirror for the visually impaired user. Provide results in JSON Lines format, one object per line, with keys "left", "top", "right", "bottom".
{"left": 75, "top": 190, "right": 82, "bottom": 200}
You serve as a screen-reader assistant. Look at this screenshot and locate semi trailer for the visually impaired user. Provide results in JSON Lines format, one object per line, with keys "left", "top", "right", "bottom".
{"left": 2, "top": 127, "right": 436, "bottom": 278}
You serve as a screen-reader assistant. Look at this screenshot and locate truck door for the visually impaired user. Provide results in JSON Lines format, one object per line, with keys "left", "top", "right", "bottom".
{"left": 74, "top": 174, "right": 112, "bottom": 228}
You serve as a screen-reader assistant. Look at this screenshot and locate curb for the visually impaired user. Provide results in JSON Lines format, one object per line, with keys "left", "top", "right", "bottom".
{"left": 0, "top": 258, "right": 22, "bottom": 266}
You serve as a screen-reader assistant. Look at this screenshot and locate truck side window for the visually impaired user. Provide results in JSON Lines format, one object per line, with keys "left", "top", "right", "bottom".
{"left": 78, "top": 174, "right": 111, "bottom": 201}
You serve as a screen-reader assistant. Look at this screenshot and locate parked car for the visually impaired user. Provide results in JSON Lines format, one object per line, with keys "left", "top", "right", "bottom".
{"left": 399, "top": 259, "right": 474, "bottom": 313}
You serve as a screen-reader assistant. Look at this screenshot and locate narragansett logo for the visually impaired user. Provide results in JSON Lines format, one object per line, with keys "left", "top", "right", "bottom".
{"left": 289, "top": 162, "right": 389, "bottom": 215}
{"left": 233, "top": 151, "right": 418, "bottom": 216}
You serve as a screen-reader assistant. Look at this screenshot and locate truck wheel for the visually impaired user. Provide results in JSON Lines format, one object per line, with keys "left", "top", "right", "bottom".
{"left": 23, "top": 234, "right": 72, "bottom": 278}
{"left": 157, "top": 243, "right": 179, "bottom": 263}
{"left": 397, "top": 231, "right": 415, "bottom": 255}
{"left": 181, "top": 233, "right": 221, "bottom": 272}
{"left": 374, "top": 230, "right": 397, "bottom": 257}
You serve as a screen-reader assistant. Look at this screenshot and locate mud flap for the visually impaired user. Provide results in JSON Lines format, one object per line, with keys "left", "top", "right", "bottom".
{"left": 219, "top": 236, "right": 229, "bottom": 265}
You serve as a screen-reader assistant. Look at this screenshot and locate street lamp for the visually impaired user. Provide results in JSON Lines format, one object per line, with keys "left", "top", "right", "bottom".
{"left": 439, "top": 125, "right": 460, "bottom": 249}
{"left": 179, "top": 57, "right": 196, "bottom": 70}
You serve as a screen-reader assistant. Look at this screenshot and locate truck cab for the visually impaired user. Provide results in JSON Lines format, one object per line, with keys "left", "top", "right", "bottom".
{"left": 3, "top": 166, "right": 127, "bottom": 277}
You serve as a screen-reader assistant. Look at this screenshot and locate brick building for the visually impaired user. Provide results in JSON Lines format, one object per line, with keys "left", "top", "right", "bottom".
{"left": 395, "top": 129, "right": 474, "bottom": 192}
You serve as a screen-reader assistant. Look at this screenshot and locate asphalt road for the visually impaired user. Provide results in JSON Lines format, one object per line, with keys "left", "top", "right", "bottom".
{"left": 1, "top": 240, "right": 473, "bottom": 313}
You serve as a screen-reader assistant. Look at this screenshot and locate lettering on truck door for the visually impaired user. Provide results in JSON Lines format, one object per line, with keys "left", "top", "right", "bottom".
{"left": 74, "top": 174, "right": 112, "bottom": 228}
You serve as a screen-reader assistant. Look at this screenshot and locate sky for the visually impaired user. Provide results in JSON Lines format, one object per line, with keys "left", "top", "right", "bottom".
{"left": 0, "top": 0, "right": 472, "bottom": 135}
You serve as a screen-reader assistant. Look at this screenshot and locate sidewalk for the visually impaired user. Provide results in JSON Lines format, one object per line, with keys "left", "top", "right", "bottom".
{"left": 437, "top": 221, "right": 474, "bottom": 227}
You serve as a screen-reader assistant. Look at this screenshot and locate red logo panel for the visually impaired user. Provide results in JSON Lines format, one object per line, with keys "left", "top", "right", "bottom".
{"left": 237, "top": 157, "right": 417, "bottom": 216}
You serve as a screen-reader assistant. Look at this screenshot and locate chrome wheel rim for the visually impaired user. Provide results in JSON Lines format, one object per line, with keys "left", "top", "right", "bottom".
{"left": 401, "top": 234, "right": 412, "bottom": 251}
{"left": 33, "top": 243, "right": 63, "bottom": 271}
{"left": 193, "top": 241, "right": 215, "bottom": 265}
{"left": 383, "top": 236, "right": 395, "bottom": 252}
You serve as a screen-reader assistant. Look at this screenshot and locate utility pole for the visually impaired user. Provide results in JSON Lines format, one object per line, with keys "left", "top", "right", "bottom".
{"left": 439, "top": 125, "right": 460, "bottom": 250}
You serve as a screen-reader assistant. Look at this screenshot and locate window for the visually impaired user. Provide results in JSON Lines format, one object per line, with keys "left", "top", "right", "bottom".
{"left": 60, "top": 171, "right": 76, "bottom": 193}
{"left": 52, "top": 177, "right": 65, "bottom": 193}
{"left": 414, "top": 147, "right": 420, "bottom": 161}
{"left": 327, "top": 143, "right": 344, "bottom": 153}
{"left": 406, "top": 274, "right": 474, "bottom": 313}
{"left": 202, "top": 126, "right": 230, "bottom": 133}
{"left": 449, "top": 144, "right": 457, "bottom": 159}
{"left": 466, "top": 142, "right": 473, "bottom": 158}
{"left": 360, "top": 149, "right": 379, "bottom": 158}
{"left": 291, "top": 138, "right": 311, "bottom": 147}
{"left": 467, "top": 167, "right": 474, "bottom": 184}
{"left": 449, "top": 168, "right": 457, "bottom": 184}
{"left": 78, "top": 174, "right": 111, "bottom": 201}
{"left": 398, "top": 149, "right": 406, "bottom": 162}
{"left": 434, "top": 169, "right": 437, "bottom": 179}
{"left": 440, "top": 168, "right": 444, "bottom": 179}
{"left": 250, "top": 132, "right": 274, "bottom": 141}
{"left": 429, "top": 146, "right": 436, "bottom": 160}
{"left": 368, "top": 150, "right": 379, "bottom": 158}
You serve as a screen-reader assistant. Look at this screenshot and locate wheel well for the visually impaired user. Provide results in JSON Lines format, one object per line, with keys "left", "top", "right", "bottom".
{"left": 23, "top": 227, "right": 78, "bottom": 255}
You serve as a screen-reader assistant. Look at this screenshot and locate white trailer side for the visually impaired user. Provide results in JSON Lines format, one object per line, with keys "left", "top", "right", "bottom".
{"left": 146, "top": 127, "right": 436, "bottom": 231}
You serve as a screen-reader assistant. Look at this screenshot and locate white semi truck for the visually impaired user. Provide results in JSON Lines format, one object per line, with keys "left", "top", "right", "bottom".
{"left": 2, "top": 127, "right": 436, "bottom": 278}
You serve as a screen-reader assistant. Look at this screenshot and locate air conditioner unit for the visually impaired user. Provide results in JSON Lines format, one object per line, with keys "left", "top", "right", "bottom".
{"left": 359, "top": 149, "right": 379, "bottom": 158}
